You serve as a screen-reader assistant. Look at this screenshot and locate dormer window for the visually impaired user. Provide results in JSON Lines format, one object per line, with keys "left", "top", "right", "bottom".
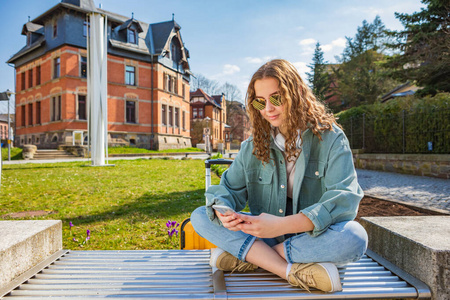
{"left": 52, "top": 20, "right": 58, "bottom": 38}
{"left": 83, "top": 21, "right": 90, "bottom": 37}
{"left": 128, "top": 28, "right": 137, "bottom": 44}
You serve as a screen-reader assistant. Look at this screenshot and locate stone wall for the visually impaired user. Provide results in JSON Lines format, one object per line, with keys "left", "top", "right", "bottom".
{"left": 352, "top": 152, "right": 450, "bottom": 179}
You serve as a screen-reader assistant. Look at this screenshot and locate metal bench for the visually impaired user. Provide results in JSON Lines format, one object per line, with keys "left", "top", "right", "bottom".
{"left": 1, "top": 249, "right": 431, "bottom": 299}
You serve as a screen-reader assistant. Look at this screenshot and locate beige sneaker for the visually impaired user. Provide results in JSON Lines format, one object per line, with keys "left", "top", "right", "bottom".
{"left": 287, "top": 262, "right": 342, "bottom": 292}
{"left": 210, "top": 248, "right": 258, "bottom": 272}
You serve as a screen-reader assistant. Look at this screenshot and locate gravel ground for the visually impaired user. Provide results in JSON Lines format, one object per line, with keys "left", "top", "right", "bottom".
{"left": 356, "top": 169, "right": 450, "bottom": 213}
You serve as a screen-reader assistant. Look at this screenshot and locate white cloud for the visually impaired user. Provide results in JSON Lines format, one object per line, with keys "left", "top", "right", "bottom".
{"left": 299, "top": 38, "right": 317, "bottom": 46}
{"left": 331, "top": 37, "right": 346, "bottom": 48}
{"left": 321, "top": 37, "right": 347, "bottom": 53}
{"left": 223, "top": 64, "right": 240, "bottom": 75}
{"left": 245, "top": 56, "right": 277, "bottom": 64}
{"left": 245, "top": 57, "right": 263, "bottom": 64}
{"left": 292, "top": 61, "right": 309, "bottom": 80}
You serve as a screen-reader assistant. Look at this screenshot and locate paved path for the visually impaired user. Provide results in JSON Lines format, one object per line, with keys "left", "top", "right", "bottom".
{"left": 356, "top": 169, "right": 450, "bottom": 213}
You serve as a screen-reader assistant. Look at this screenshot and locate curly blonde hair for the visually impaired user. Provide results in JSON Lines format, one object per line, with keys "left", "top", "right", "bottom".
{"left": 246, "top": 59, "right": 339, "bottom": 164}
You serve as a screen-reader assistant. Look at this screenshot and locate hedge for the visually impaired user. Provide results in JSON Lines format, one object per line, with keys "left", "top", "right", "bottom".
{"left": 335, "top": 93, "right": 450, "bottom": 154}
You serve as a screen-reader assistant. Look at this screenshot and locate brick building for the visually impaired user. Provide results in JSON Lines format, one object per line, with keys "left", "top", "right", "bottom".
{"left": 7, "top": 0, "right": 192, "bottom": 150}
{"left": 226, "top": 100, "right": 251, "bottom": 148}
{"left": 0, "top": 115, "right": 10, "bottom": 144}
{"left": 190, "top": 89, "right": 227, "bottom": 150}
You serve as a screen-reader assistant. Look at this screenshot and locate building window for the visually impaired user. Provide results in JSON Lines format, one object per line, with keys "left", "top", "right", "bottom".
{"left": 28, "top": 69, "right": 33, "bottom": 88}
{"left": 126, "top": 100, "right": 136, "bottom": 123}
{"left": 162, "top": 105, "right": 167, "bottom": 125}
{"left": 164, "top": 74, "right": 177, "bottom": 93}
{"left": 53, "top": 57, "right": 60, "bottom": 79}
{"left": 36, "top": 101, "right": 41, "bottom": 124}
{"left": 125, "top": 65, "right": 135, "bottom": 85}
{"left": 78, "top": 95, "right": 87, "bottom": 120}
{"left": 199, "top": 107, "right": 204, "bottom": 118}
{"left": 28, "top": 103, "right": 33, "bottom": 125}
{"left": 175, "top": 107, "right": 179, "bottom": 127}
{"left": 128, "top": 29, "right": 137, "bottom": 44}
{"left": 182, "top": 84, "right": 185, "bottom": 99}
{"left": 168, "top": 106, "right": 173, "bottom": 126}
{"left": 193, "top": 107, "right": 198, "bottom": 119}
{"left": 21, "top": 106, "right": 25, "bottom": 127}
{"left": 80, "top": 56, "right": 87, "bottom": 78}
{"left": 51, "top": 95, "right": 61, "bottom": 121}
{"left": 83, "top": 21, "right": 90, "bottom": 37}
{"left": 182, "top": 111, "right": 185, "bottom": 130}
{"left": 36, "top": 65, "right": 41, "bottom": 85}
{"left": 52, "top": 20, "right": 58, "bottom": 38}
{"left": 21, "top": 72, "right": 26, "bottom": 91}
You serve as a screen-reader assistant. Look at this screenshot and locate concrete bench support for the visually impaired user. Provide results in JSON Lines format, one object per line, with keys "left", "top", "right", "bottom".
{"left": 0, "top": 220, "right": 62, "bottom": 289}
{"left": 360, "top": 216, "right": 450, "bottom": 300}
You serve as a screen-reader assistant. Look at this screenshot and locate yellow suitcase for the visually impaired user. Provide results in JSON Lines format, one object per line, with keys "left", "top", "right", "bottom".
{"left": 180, "top": 218, "right": 216, "bottom": 250}
{"left": 179, "top": 158, "right": 233, "bottom": 250}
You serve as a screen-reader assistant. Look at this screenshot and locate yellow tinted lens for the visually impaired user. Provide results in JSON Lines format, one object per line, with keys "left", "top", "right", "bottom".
{"left": 252, "top": 98, "right": 266, "bottom": 110}
{"left": 269, "top": 94, "right": 282, "bottom": 106}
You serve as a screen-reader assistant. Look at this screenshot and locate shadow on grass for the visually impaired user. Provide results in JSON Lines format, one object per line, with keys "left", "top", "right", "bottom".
{"left": 60, "top": 189, "right": 206, "bottom": 226}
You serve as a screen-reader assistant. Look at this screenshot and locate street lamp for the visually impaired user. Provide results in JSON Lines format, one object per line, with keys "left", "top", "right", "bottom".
{"left": 0, "top": 89, "right": 14, "bottom": 161}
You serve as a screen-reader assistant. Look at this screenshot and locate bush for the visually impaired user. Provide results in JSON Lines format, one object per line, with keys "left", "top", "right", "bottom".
{"left": 209, "top": 153, "right": 230, "bottom": 177}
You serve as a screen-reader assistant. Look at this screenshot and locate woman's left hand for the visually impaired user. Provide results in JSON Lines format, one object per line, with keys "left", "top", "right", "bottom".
{"left": 234, "top": 213, "right": 283, "bottom": 238}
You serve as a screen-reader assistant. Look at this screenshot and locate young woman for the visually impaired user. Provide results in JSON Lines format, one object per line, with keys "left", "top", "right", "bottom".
{"left": 191, "top": 59, "right": 368, "bottom": 293}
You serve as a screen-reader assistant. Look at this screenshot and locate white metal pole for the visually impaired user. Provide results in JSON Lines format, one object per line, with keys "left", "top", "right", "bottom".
{"left": 7, "top": 95, "right": 11, "bottom": 161}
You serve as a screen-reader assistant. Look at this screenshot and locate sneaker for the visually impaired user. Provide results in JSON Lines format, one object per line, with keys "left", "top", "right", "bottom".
{"left": 210, "top": 248, "right": 258, "bottom": 272}
{"left": 287, "top": 262, "right": 342, "bottom": 293}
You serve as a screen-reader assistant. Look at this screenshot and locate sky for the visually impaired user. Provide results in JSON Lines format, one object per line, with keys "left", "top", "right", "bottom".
{"left": 0, "top": 0, "right": 425, "bottom": 113}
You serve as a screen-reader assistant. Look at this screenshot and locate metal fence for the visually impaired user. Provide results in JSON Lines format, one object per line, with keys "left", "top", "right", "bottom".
{"left": 338, "top": 107, "right": 450, "bottom": 154}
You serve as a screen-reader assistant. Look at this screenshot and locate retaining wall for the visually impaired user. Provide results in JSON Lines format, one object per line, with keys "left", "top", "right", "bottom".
{"left": 352, "top": 152, "right": 450, "bottom": 179}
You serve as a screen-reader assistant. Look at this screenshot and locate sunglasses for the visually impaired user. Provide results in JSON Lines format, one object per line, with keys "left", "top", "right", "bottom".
{"left": 251, "top": 94, "right": 282, "bottom": 110}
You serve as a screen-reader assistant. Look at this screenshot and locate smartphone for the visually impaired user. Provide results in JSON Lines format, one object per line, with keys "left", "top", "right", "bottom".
{"left": 212, "top": 205, "right": 236, "bottom": 215}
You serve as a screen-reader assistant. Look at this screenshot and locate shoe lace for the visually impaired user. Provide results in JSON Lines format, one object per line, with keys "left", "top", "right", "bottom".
{"left": 288, "top": 263, "right": 316, "bottom": 292}
{"left": 231, "top": 261, "right": 257, "bottom": 273}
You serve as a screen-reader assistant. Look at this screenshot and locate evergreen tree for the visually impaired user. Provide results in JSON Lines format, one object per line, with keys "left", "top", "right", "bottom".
{"left": 333, "top": 16, "right": 399, "bottom": 108}
{"left": 385, "top": 0, "right": 450, "bottom": 95}
{"left": 306, "top": 42, "right": 330, "bottom": 102}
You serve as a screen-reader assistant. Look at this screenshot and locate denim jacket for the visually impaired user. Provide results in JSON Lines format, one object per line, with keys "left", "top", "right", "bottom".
{"left": 205, "top": 124, "right": 363, "bottom": 238}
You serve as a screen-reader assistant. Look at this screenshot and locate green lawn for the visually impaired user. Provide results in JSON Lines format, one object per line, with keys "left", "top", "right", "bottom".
{"left": 0, "top": 159, "right": 220, "bottom": 250}
{"left": 108, "top": 146, "right": 204, "bottom": 154}
{"left": 1, "top": 147, "right": 23, "bottom": 160}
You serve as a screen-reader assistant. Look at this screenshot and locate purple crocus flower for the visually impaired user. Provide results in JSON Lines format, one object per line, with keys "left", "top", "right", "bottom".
{"left": 69, "top": 221, "right": 74, "bottom": 228}
{"left": 166, "top": 220, "right": 180, "bottom": 238}
{"left": 87, "top": 229, "right": 91, "bottom": 236}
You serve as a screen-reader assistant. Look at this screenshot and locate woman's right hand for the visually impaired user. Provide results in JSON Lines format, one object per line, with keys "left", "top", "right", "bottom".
{"left": 215, "top": 210, "right": 244, "bottom": 231}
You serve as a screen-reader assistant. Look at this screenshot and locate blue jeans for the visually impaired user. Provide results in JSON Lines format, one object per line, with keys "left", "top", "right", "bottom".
{"left": 191, "top": 206, "right": 368, "bottom": 265}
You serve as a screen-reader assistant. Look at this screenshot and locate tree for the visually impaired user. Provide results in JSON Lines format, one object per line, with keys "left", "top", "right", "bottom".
{"left": 385, "top": 0, "right": 450, "bottom": 95}
{"left": 332, "top": 16, "right": 399, "bottom": 108}
{"left": 190, "top": 74, "right": 220, "bottom": 95}
{"left": 306, "top": 42, "right": 330, "bottom": 102}
{"left": 221, "top": 82, "right": 242, "bottom": 102}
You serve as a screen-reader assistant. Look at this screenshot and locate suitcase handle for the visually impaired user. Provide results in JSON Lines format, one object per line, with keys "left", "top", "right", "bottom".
{"left": 205, "top": 159, "right": 233, "bottom": 191}
{"left": 205, "top": 159, "right": 233, "bottom": 168}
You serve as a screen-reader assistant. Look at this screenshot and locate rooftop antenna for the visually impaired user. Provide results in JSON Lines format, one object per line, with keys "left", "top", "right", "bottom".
{"left": 28, "top": 16, "right": 30, "bottom": 22}
{"left": 132, "top": 12, "right": 134, "bottom": 19}
{"left": 172, "top": 13, "right": 174, "bottom": 21}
